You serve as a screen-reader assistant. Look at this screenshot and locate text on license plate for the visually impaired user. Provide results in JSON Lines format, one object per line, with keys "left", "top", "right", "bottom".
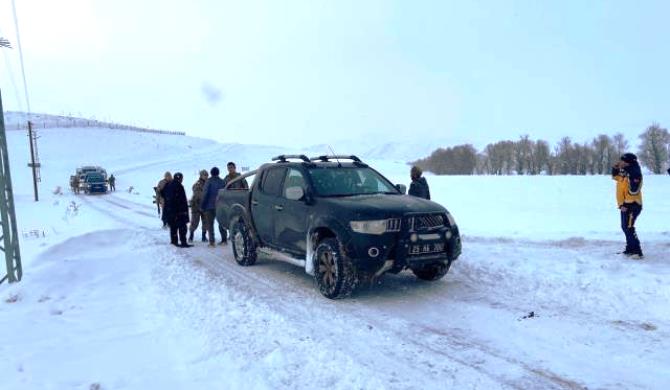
{"left": 409, "top": 242, "right": 445, "bottom": 255}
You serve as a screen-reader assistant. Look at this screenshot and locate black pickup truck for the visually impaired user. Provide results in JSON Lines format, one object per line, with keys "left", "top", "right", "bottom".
{"left": 216, "top": 155, "right": 461, "bottom": 299}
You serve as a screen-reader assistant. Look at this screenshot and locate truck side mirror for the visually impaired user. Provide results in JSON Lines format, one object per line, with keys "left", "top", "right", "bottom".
{"left": 285, "top": 186, "right": 305, "bottom": 201}
{"left": 396, "top": 184, "right": 407, "bottom": 194}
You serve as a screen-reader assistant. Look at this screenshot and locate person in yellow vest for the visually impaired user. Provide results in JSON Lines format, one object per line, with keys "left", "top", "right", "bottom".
{"left": 611, "top": 153, "right": 643, "bottom": 259}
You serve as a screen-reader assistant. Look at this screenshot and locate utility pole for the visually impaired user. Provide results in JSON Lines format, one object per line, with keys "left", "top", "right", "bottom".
{"left": 0, "top": 89, "right": 22, "bottom": 284}
{"left": 27, "top": 121, "right": 40, "bottom": 201}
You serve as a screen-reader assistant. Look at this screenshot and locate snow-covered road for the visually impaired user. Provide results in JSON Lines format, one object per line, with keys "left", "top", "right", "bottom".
{"left": 80, "top": 190, "right": 670, "bottom": 389}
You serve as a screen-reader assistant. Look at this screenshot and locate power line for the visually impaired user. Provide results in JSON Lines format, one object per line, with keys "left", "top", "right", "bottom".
{"left": 0, "top": 27, "right": 24, "bottom": 112}
{"left": 10, "top": 0, "right": 31, "bottom": 114}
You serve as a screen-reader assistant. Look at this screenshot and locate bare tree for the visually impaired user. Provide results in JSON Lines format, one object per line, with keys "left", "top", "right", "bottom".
{"left": 612, "top": 133, "right": 629, "bottom": 157}
{"left": 483, "top": 140, "right": 515, "bottom": 175}
{"left": 592, "top": 135, "right": 614, "bottom": 174}
{"left": 414, "top": 144, "right": 479, "bottom": 175}
{"left": 638, "top": 123, "right": 670, "bottom": 174}
{"left": 556, "top": 137, "right": 575, "bottom": 174}
{"left": 532, "top": 140, "right": 550, "bottom": 175}
{"left": 514, "top": 135, "right": 533, "bottom": 175}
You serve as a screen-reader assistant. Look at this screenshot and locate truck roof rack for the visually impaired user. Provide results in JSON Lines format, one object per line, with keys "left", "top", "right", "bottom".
{"left": 272, "top": 154, "right": 311, "bottom": 163}
{"left": 310, "top": 155, "right": 363, "bottom": 163}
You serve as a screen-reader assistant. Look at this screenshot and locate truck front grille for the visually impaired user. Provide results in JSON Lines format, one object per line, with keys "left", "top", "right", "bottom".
{"left": 386, "top": 218, "right": 402, "bottom": 232}
{"left": 409, "top": 214, "right": 444, "bottom": 231}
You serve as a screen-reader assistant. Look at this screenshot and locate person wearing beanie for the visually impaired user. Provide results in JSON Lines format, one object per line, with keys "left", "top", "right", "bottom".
{"left": 408, "top": 166, "right": 431, "bottom": 200}
{"left": 162, "top": 172, "right": 192, "bottom": 248}
{"left": 189, "top": 169, "right": 209, "bottom": 242}
{"left": 200, "top": 166, "right": 227, "bottom": 247}
{"left": 611, "top": 153, "right": 644, "bottom": 259}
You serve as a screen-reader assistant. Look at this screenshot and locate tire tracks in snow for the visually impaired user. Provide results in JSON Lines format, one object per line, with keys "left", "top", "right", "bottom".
{"left": 90, "top": 191, "right": 594, "bottom": 389}
{"left": 175, "top": 246, "right": 585, "bottom": 390}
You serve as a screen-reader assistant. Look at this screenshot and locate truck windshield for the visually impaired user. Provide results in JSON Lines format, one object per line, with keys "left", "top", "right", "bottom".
{"left": 308, "top": 167, "right": 398, "bottom": 197}
{"left": 86, "top": 175, "right": 104, "bottom": 183}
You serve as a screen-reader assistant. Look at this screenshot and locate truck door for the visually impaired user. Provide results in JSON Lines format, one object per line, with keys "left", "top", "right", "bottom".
{"left": 274, "top": 168, "right": 309, "bottom": 255}
{"left": 251, "top": 167, "right": 286, "bottom": 245}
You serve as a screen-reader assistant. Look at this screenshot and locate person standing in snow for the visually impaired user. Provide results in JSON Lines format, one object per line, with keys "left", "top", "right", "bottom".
{"left": 408, "top": 166, "right": 431, "bottom": 200}
{"left": 72, "top": 175, "right": 80, "bottom": 194}
{"left": 222, "top": 162, "right": 248, "bottom": 190}
{"left": 162, "top": 172, "right": 192, "bottom": 247}
{"left": 108, "top": 174, "right": 116, "bottom": 191}
{"left": 200, "top": 166, "right": 227, "bottom": 247}
{"left": 219, "top": 162, "right": 248, "bottom": 244}
{"left": 612, "top": 153, "right": 644, "bottom": 259}
{"left": 189, "top": 169, "right": 209, "bottom": 243}
{"left": 156, "top": 171, "right": 172, "bottom": 228}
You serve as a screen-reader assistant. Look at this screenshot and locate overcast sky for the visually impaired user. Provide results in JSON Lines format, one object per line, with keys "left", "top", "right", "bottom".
{"left": 1, "top": 0, "right": 668, "bottom": 148}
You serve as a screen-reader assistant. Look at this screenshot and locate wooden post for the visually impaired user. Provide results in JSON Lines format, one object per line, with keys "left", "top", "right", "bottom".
{"left": 28, "top": 121, "right": 38, "bottom": 201}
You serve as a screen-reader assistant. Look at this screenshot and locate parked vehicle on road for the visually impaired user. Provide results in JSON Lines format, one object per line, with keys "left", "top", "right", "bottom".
{"left": 71, "top": 166, "right": 108, "bottom": 194}
{"left": 82, "top": 172, "right": 108, "bottom": 194}
{"left": 216, "top": 155, "right": 462, "bottom": 299}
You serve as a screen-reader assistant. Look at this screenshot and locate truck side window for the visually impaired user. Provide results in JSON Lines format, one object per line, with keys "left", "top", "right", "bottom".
{"left": 283, "top": 168, "right": 306, "bottom": 198}
{"left": 260, "top": 168, "right": 286, "bottom": 196}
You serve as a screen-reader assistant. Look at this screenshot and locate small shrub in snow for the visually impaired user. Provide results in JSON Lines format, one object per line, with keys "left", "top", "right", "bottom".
{"left": 52, "top": 186, "right": 63, "bottom": 195}
{"left": 64, "top": 201, "right": 80, "bottom": 220}
{"left": 5, "top": 293, "right": 20, "bottom": 303}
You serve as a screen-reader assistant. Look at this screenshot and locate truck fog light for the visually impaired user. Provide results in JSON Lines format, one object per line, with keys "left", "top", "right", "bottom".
{"left": 368, "top": 247, "right": 380, "bottom": 258}
{"left": 410, "top": 233, "right": 418, "bottom": 243}
{"left": 445, "top": 231, "right": 452, "bottom": 240}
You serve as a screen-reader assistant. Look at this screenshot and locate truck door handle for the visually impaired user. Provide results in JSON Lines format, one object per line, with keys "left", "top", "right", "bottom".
{"left": 274, "top": 205, "right": 284, "bottom": 211}
{"left": 251, "top": 200, "right": 259, "bottom": 206}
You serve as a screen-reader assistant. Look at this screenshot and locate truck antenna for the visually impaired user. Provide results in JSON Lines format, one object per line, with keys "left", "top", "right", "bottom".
{"left": 327, "top": 145, "right": 341, "bottom": 167}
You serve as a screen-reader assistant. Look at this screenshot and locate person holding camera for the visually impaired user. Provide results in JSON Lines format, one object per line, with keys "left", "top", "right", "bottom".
{"left": 612, "top": 153, "right": 644, "bottom": 259}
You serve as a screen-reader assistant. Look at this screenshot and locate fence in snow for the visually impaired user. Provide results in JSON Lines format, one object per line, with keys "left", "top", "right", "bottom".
{"left": 4, "top": 114, "right": 185, "bottom": 136}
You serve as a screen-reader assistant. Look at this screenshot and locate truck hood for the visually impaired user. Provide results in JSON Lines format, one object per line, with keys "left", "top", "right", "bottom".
{"left": 317, "top": 194, "right": 446, "bottom": 218}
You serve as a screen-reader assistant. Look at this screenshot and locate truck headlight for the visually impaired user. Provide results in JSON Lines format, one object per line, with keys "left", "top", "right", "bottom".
{"left": 350, "top": 220, "right": 388, "bottom": 235}
{"left": 445, "top": 212, "right": 457, "bottom": 227}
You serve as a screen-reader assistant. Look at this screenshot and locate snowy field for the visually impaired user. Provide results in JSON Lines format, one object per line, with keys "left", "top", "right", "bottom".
{"left": 1, "top": 127, "right": 669, "bottom": 390}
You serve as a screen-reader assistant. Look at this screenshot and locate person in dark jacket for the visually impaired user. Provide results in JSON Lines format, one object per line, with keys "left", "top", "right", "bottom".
{"left": 408, "top": 166, "right": 430, "bottom": 200}
{"left": 161, "top": 172, "right": 192, "bottom": 247}
{"left": 108, "top": 174, "right": 116, "bottom": 191}
{"left": 612, "top": 153, "right": 643, "bottom": 259}
{"left": 200, "top": 166, "right": 227, "bottom": 247}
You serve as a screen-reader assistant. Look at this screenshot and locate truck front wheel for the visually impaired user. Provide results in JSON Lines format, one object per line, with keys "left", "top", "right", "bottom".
{"left": 231, "top": 220, "right": 257, "bottom": 266}
{"left": 313, "top": 238, "right": 357, "bottom": 299}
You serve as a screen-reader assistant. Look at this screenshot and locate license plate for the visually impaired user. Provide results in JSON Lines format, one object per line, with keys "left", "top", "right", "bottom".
{"left": 409, "top": 242, "right": 445, "bottom": 255}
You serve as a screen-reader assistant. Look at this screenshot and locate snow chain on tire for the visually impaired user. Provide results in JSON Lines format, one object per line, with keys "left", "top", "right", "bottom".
{"left": 231, "top": 220, "right": 257, "bottom": 266}
{"left": 313, "top": 238, "right": 358, "bottom": 299}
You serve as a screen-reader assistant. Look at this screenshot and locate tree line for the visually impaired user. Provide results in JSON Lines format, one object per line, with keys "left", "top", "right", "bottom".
{"left": 413, "top": 124, "right": 670, "bottom": 175}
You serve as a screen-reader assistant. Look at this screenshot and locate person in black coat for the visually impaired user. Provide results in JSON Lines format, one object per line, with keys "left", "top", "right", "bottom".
{"left": 161, "top": 172, "right": 192, "bottom": 247}
{"left": 408, "top": 166, "right": 431, "bottom": 200}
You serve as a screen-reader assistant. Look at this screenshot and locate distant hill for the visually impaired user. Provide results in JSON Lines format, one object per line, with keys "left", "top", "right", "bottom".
{"left": 3, "top": 111, "right": 184, "bottom": 135}
{"left": 4, "top": 111, "right": 466, "bottom": 163}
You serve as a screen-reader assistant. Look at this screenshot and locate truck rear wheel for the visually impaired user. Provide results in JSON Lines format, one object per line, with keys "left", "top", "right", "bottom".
{"left": 314, "top": 238, "right": 357, "bottom": 299}
{"left": 231, "top": 220, "right": 257, "bottom": 266}
{"left": 411, "top": 261, "right": 450, "bottom": 281}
